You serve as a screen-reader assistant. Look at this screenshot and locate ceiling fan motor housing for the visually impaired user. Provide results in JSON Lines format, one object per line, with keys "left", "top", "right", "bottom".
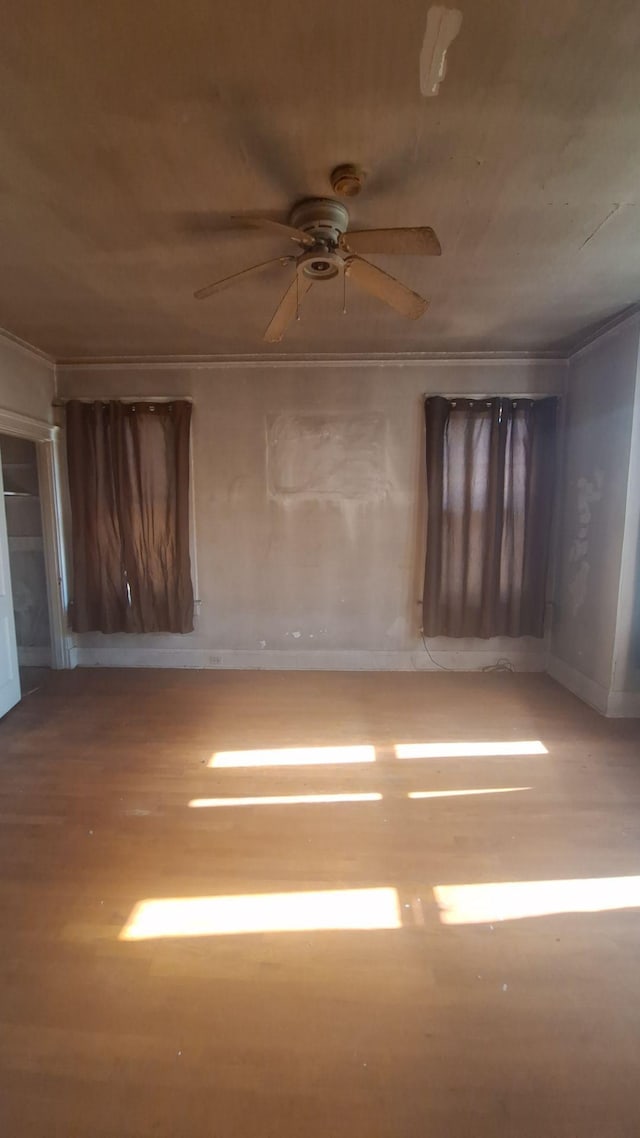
{"left": 290, "top": 198, "right": 348, "bottom": 246}
{"left": 289, "top": 199, "right": 350, "bottom": 280}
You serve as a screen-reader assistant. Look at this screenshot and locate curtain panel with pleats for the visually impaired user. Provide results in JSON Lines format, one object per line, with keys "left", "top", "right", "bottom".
{"left": 66, "top": 400, "right": 194, "bottom": 634}
{"left": 422, "top": 396, "right": 557, "bottom": 639}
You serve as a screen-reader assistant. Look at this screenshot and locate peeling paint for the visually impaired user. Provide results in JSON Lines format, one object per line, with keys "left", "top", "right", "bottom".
{"left": 568, "top": 470, "right": 604, "bottom": 616}
{"left": 420, "top": 6, "right": 462, "bottom": 97}
{"left": 267, "top": 413, "right": 389, "bottom": 501}
{"left": 568, "top": 560, "right": 590, "bottom": 616}
{"left": 386, "top": 616, "right": 408, "bottom": 641}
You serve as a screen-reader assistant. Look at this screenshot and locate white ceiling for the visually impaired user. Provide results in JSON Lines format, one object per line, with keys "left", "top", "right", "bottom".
{"left": 2, "top": 0, "right": 640, "bottom": 359}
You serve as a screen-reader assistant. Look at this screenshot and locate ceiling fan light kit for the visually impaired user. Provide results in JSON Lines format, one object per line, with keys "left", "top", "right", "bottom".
{"left": 194, "top": 172, "right": 441, "bottom": 342}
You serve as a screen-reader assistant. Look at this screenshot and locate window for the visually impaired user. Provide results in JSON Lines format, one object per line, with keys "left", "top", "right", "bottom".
{"left": 422, "top": 396, "right": 557, "bottom": 638}
{"left": 66, "top": 400, "right": 194, "bottom": 633}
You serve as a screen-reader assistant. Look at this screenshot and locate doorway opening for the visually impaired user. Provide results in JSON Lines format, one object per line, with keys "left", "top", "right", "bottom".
{"left": 0, "top": 433, "right": 52, "bottom": 697}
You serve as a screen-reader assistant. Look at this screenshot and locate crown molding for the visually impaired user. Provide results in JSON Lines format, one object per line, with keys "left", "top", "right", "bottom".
{"left": 567, "top": 303, "right": 640, "bottom": 362}
{"left": 0, "top": 324, "right": 55, "bottom": 365}
{"left": 55, "top": 349, "right": 568, "bottom": 371}
{"left": 4, "top": 304, "right": 640, "bottom": 372}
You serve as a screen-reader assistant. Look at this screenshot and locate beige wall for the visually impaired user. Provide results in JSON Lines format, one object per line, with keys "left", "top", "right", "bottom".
{"left": 0, "top": 321, "right": 636, "bottom": 705}
{"left": 610, "top": 355, "right": 640, "bottom": 705}
{"left": 551, "top": 317, "right": 640, "bottom": 709}
{"left": 57, "top": 358, "right": 564, "bottom": 669}
{"left": 0, "top": 335, "right": 54, "bottom": 422}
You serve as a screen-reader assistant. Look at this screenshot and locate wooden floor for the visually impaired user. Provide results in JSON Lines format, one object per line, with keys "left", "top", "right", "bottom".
{"left": 1, "top": 669, "right": 640, "bottom": 1137}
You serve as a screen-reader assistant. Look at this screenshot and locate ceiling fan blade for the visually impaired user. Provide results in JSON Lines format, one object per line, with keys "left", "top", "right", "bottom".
{"left": 231, "top": 215, "right": 315, "bottom": 247}
{"left": 344, "top": 256, "right": 428, "bottom": 320}
{"left": 264, "top": 272, "right": 313, "bottom": 343}
{"left": 194, "top": 256, "right": 295, "bottom": 300}
{"left": 340, "top": 227, "right": 442, "bottom": 256}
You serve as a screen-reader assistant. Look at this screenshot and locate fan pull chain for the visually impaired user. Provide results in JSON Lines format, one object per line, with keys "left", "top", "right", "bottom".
{"left": 342, "top": 268, "right": 347, "bottom": 315}
{"left": 296, "top": 271, "right": 301, "bottom": 322}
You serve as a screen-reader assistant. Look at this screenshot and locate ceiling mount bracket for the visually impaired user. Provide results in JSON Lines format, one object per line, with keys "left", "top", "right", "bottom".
{"left": 330, "top": 165, "right": 365, "bottom": 197}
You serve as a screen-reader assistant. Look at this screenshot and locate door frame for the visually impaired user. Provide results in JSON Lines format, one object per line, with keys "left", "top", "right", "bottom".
{"left": 0, "top": 407, "right": 72, "bottom": 669}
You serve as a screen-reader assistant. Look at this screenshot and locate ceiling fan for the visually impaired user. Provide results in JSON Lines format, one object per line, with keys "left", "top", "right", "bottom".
{"left": 194, "top": 168, "right": 441, "bottom": 342}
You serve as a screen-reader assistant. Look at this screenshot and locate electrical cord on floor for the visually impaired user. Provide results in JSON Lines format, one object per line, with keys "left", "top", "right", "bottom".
{"left": 420, "top": 632, "right": 457, "bottom": 671}
{"left": 420, "top": 632, "right": 514, "bottom": 674}
{"left": 481, "top": 658, "right": 515, "bottom": 673}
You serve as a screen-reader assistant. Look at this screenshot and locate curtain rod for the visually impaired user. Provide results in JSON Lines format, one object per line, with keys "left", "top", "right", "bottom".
{"left": 53, "top": 393, "right": 558, "bottom": 404}
{"left": 424, "top": 392, "right": 561, "bottom": 400}
{"left": 52, "top": 396, "right": 194, "bottom": 405}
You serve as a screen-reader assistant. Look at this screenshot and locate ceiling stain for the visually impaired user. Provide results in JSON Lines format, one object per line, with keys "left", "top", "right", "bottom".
{"left": 420, "top": 6, "right": 463, "bottom": 96}
{"left": 580, "top": 204, "right": 622, "bottom": 250}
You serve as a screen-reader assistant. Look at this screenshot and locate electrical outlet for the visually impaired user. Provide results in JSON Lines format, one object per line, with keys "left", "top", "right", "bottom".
{"left": 209, "top": 654, "right": 222, "bottom": 666}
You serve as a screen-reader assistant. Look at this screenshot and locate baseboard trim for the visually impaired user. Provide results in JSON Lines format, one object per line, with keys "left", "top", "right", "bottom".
{"left": 75, "top": 646, "right": 547, "bottom": 672}
{"left": 546, "top": 654, "right": 610, "bottom": 714}
{"left": 606, "top": 690, "right": 640, "bottom": 718}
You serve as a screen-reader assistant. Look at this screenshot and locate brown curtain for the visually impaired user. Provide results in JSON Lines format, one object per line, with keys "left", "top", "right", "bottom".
{"left": 66, "top": 400, "right": 194, "bottom": 633}
{"left": 423, "top": 396, "right": 557, "bottom": 638}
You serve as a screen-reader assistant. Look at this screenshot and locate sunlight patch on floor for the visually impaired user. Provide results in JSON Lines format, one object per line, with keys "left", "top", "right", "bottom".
{"left": 395, "top": 740, "right": 548, "bottom": 759}
{"left": 189, "top": 792, "right": 382, "bottom": 808}
{"left": 433, "top": 875, "right": 640, "bottom": 924}
{"left": 408, "top": 786, "right": 530, "bottom": 800}
{"left": 120, "top": 887, "right": 401, "bottom": 940}
{"left": 209, "top": 744, "right": 376, "bottom": 768}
